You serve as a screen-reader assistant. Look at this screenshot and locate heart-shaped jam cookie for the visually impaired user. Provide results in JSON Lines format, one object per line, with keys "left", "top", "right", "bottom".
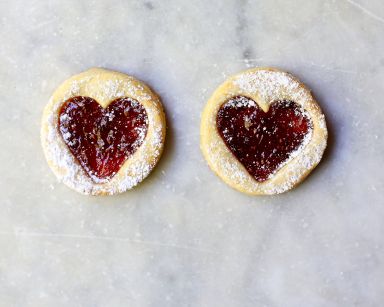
{"left": 200, "top": 67, "right": 327, "bottom": 195}
{"left": 59, "top": 96, "right": 148, "bottom": 183}
{"left": 41, "top": 68, "right": 166, "bottom": 195}
{"left": 217, "top": 96, "right": 312, "bottom": 182}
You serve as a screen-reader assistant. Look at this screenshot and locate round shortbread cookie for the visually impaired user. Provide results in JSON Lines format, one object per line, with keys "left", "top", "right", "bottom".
{"left": 200, "top": 67, "right": 327, "bottom": 195}
{"left": 41, "top": 68, "right": 166, "bottom": 195}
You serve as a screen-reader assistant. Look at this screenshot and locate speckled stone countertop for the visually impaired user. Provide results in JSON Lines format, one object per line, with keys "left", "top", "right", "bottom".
{"left": 0, "top": 0, "right": 383, "bottom": 306}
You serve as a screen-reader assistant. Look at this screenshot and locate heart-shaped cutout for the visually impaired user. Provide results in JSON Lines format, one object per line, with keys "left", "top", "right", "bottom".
{"left": 216, "top": 96, "right": 312, "bottom": 182}
{"left": 59, "top": 96, "right": 148, "bottom": 183}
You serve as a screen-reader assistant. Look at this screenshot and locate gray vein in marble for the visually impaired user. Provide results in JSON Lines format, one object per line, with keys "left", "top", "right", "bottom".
{"left": 235, "top": 0, "right": 254, "bottom": 62}
{"left": 345, "top": 0, "right": 384, "bottom": 24}
{"left": 0, "top": 230, "right": 216, "bottom": 254}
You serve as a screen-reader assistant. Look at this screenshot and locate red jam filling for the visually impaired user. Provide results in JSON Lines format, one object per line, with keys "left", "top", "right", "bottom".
{"left": 58, "top": 96, "right": 148, "bottom": 183}
{"left": 216, "top": 96, "right": 312, "bottom": 182}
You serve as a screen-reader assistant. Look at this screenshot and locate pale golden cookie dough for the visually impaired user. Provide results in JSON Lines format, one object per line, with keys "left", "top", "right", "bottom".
{"left": 200, "top": 67, "right": 328, "bottom": 195}
{"left": 41, "top": 68, "right": 166, "bottom": 196}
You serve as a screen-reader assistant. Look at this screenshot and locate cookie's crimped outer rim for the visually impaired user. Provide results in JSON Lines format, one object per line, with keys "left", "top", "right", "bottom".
{"left": 200, "top": 67, "right": 328, "bottom": 195}
{"left": 41, "top": 68, "right": 166, "bottom": 196}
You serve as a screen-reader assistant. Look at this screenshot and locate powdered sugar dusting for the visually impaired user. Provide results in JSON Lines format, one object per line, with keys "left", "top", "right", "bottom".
{"left": 234, "top": 69, "right": 312, "bottom": 109}
{"left": 45, "top": 100, "right": 94, "bottom": 194}
{"left": 116, "top": 120, "right": 164, "bottom": 194}
{"left": 264, "top": 136, "right": 327, "bottom": 194}
{"left": 225, "top": 96, "right": 256, "bottom": 108}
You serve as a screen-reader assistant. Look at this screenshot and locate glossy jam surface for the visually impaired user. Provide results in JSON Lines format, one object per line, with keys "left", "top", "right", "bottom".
{"left": 59, "top": 96, "right": 148, "bottom": 183}
{"left": 216, "top": 96, "right": 312, "bottom": 182}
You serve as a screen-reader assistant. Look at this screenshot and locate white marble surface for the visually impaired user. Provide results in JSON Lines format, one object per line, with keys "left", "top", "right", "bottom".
{"left": 1, "top": 0, "right": 384, "bottom": 306}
